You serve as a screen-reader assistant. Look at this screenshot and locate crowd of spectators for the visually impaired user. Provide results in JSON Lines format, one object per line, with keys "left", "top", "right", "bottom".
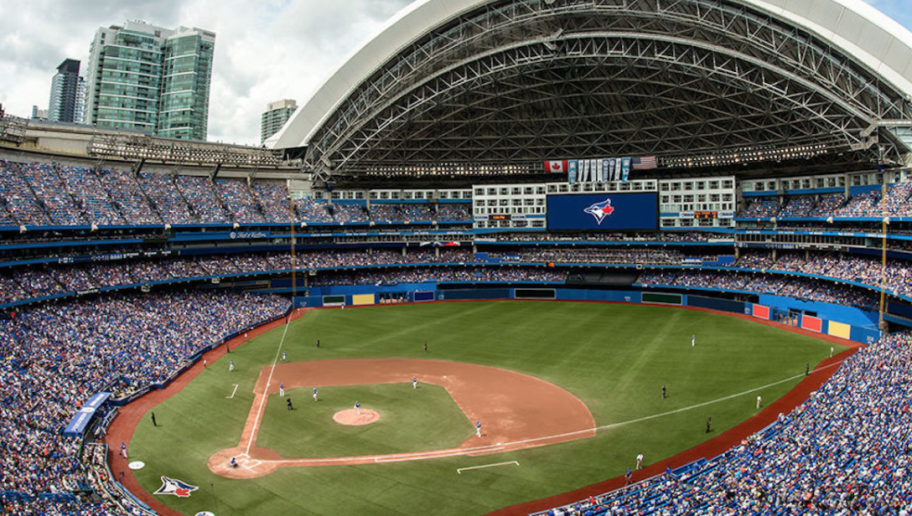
{"left": 329, "top": 203, "right": 370, "bottom": 223}
{"left": 0, "top": 161, "right": 472, "bottom": 228}
{"left": 741, "top": 198, "right": 780, "bottom": 219}
{"left": 536, "top": 331, "right": 912, "bottom": 515}
{"left": 741, "top": 182, "right": 912, "bottom": 220}
{"left": 253, "top": 182, "right": 293, "bottom": 223}
{"left": 637, "top": 270, "right": 878, "bottom": 309}
{"left": 176, "top": 175, "right": 227, "bottom": 224}
{"left": 495, "top": 232, "right": 731, "bottom": 243}
{"left": 56, "top": 166, "right": 123, "bottom": 226}
{"left": 726, "top": 251, "right": 912, "bottom": 298}
{"left": 215, "top": 178, "right": 264, "bottom": 224}
{"left": 0, "top": 291, "right": 289, "bottom": 508}
{"left": 312, "top": 267, "right": 566, "bottom": 285}
{"left": 777, "top": 195, "right": 815, "bottom": 218}
{"left": 4, "top": 248, "right": 912, "bottom": 306}
{"left": 519, "top": 248, "right": 710, "bottom": 265}
{"left": 436, "top": 204, "right": 471, "bottom": 221}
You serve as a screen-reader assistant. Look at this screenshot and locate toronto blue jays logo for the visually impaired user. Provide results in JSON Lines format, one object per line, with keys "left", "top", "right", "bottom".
{"left": 154, "top": 476, "right": 198, "bottom": 498}
{"left": 583, "top": 198, "right": 616, "bottom": 225}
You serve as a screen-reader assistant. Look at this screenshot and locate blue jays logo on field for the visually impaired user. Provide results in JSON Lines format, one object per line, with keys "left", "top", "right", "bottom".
{"left": 583, "top": 198, "right": 616, "bottom": 225}
{"left": 154, "top": 476, "right": 198, "bottom": 498}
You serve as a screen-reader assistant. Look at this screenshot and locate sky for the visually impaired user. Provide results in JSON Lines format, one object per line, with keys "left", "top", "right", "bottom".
{"left": 0, "top": 0, "right": 910, "bottom": 147}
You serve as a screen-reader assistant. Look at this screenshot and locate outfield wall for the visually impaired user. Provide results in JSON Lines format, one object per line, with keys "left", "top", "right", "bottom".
{"left": 291, "top": 286, "right": 877, "bottom": 344}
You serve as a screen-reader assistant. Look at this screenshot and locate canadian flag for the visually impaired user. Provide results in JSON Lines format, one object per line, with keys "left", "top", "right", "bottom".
{"left": 545, "top": 160, "right": 568, "bottom": 173}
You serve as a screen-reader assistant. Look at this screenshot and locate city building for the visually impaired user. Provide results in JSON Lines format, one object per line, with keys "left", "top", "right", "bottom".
{"left": 31, "top": 106, "right": 48, "bottom": 120}
{"left": 83, "top": 21, "right": 215, "bottom": 141}
{"left": 261, "top": 99, "right": 297, "bottom": 144}
{"left": 48, "top": 59, "right": 85, "bottom": 123}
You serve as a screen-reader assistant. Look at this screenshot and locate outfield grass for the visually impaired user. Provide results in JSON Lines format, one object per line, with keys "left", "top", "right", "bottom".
{"left": 129, "top": 301, "right": 844, "bottom": 516}
{"left": 257, "top": 383, "right": 474, "bottom": 457}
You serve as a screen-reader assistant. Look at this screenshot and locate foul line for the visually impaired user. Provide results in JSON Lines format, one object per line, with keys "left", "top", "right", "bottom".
{"left": 457, "top": 461, "right": 519, "bottom": 474}
{"left": 252, "top": 358, "right": 847, "bottom": 466}
{"left": 227, "top": 384, "right": 239, "bottom": 399}
{"left": 245, "top": 322, "right": 291, "bottom": 455}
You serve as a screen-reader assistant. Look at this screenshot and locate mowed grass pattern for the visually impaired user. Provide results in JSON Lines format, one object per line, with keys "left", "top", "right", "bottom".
{"left": 257, "top": 383, "right": 474, "bottom": 457}
{"left": 130, "top": 301, "right": 843, "bottom": 516}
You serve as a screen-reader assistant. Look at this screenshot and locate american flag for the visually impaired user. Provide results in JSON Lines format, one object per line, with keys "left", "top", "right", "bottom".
{"left": 631, "top": 156, "right": 658, "bottom": 170}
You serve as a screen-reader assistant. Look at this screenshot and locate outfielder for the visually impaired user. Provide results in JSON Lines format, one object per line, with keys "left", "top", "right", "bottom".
{"left": 691, "top": 334, "right": 695, "bottom": 347}
{"left": 229, "top": 359, "right": 234, "bottom": 372}
{"left": 313, "top": 388, "right": 318, "bottom": 402}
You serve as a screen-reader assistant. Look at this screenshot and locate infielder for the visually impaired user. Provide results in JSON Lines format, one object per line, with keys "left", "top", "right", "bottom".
{"left": 282, "top": 351, "right": 287, "bottom": 362}
{"left": 691, "top": 334, "right": 695, "bottom": 347}
{"left": 313, "top": 388, "right": 318, "bottom": 402}
{"left": 120, "top": 442, "right": 128, "bottom": 459}
{"left": 279, "top": 382, "right": 285, "bottom": 397}
{"left": 476, "top": 420, "right": 481, "bottom": 437}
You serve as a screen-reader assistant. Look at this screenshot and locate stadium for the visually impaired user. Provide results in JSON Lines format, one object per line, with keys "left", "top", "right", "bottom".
{"left": 2, "top": 0, "right": 912, "bottom": 514}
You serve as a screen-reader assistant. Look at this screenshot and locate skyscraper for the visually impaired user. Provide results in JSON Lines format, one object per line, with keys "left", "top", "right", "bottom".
{"left": 83, "top": 21, "right": 215, "bottom": 140}
{"left": 48, "top": 59, "right": 85, "bottom": 123}
{"left": 261, "top": 99, "right": 297, "bottom": 144}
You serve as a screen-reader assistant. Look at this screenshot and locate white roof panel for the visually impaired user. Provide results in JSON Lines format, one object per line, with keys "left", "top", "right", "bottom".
{"left": 269, "top": 0, "right": 912, "bottom": 150}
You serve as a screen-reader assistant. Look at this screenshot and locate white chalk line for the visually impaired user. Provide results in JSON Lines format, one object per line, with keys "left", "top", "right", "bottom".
{"left": 457, "top": 461, "right": 519, "bottom": 474}
{"left": 252, "top": 358, "right": 846, "bottom": 466}
{"left": 244, "top": 322, "right": 291, "bottom": 455}
{"left": 227, "top": 384, "right": 239, "bottom": 399}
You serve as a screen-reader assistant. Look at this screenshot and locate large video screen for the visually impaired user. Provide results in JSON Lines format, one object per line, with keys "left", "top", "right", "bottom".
{"left": 546, "top": 192, "right": 658, "bottom": 231}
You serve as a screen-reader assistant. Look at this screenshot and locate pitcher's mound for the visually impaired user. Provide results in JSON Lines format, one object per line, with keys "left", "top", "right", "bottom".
{"left": 333, "top": 408, "right": 380, "bottom": 426}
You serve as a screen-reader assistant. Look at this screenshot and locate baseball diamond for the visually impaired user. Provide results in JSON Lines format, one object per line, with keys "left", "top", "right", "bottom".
{"left": 4, "top": 0, "right": 912, "bottom": 514}
{"left": 111, "top": 301, "right": 849, "bottom": 516}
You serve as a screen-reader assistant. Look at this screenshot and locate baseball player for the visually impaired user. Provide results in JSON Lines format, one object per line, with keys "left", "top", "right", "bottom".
{"left": 279, "top": 382, "right": 285, "bottom": 397}
{"left": 757, "top": 395, "right": 762, "bottom": 409}
{"left": 691, "top": 334, "right": 695, "bottom": 347}
{"left": 636, "top": 453, "right": 644, "bottom": 470}
{"left": 661, "top": 385, "right": 667, "bottom": 400}
{"left": 287, "top": 398, "right": 293, "bottom": 410}
{"left": 476, "top": 421, "right": 481, "bottom": 438}
{"left": 354, "top": 401, "right": 361, "bottom": 415}
{"left": 282, "top": 351, "right": 287, "bottom": 362}
{"left": 120, "top": 442, "right": 128, "bottom": 459}
{"left": 229, "top": 359, "right": 234, "bottom": 372}
{"left": 230, "top": 457, "right": 238, "bottom": 468}
{"left": 313, "top": 388, "right": 318, "bottom": 402}
{"left": 413, "top": 377, "right": 417, "bottom": 389}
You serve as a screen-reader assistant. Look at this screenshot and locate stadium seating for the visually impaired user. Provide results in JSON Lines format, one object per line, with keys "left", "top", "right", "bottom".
{"left": 534, "top": 331, "right": 912, "bottom": 515}
{"left": 0, "top": 292, "right": 289, "bottom": 506}
{"left": 2, "top": 248, "right": 911, "bottom": 309}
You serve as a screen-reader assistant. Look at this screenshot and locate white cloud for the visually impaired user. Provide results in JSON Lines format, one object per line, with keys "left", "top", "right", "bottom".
{"left": 1, "top": 0, "right": 911, "bottom": 146}
{"left": 0, "top": 0, "right": 411, "bottom": 145}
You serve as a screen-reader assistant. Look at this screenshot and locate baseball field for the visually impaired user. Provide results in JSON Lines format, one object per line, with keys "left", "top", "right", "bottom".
{"left": 122, "top": 301, "right": 845, "bottom": 515}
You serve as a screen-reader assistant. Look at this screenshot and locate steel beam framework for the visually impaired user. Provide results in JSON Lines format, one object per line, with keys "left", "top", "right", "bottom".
{"left": 303, "top": 0, "right": 912, "bottom": 179}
